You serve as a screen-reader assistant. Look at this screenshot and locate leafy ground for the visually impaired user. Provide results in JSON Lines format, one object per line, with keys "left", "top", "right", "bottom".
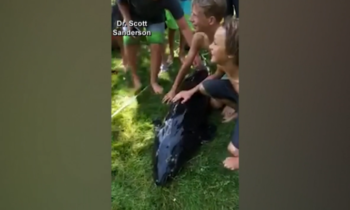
{"left": 111, "top": 43, "right": 239, "bottom": 210}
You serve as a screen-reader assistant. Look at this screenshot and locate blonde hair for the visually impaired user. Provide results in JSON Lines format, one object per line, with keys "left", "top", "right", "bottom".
{"left": 192, "top": 0, "right": 227, "bottom": 22}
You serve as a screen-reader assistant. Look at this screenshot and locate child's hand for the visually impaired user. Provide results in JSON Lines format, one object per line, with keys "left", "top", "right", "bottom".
{"left": 172, "top": 90, "right": 194, "bottom": 104}
{"left": 162, "top": 89, "right": 176, "bottom": 104}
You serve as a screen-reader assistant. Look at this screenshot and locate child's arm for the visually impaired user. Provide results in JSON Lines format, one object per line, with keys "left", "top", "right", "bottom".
{"left": 231, "top": 79, "right": 239, "bottom": 93}
{"left": 164, "top": 0, "right": 193, "bottom": 47}
{"left": 188, "top": 66, "right": 226, "bottom": 94}
{"left": 172, "top": 66, "right": 226, "bottom": 103}
{"left": 171, "top": 33, "right": 204, "bottom": 92}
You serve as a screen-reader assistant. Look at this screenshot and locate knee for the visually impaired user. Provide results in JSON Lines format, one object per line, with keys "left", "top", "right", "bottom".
{"left": 199, "top": 81, "right": 212, "bottom": 96}
{"left": 198, "top": 83, "right": 207, "bottom": 95}
{"left": 228, "top": 142, "right": 239, "bottom": 156}
{"left": 200, "top": 79, "right": 218, "bottom": 97}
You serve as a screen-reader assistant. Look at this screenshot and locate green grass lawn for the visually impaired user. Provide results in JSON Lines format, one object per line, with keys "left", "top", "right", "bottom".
{"left": 111, "top": 46, "right": 239, "bottom": 210}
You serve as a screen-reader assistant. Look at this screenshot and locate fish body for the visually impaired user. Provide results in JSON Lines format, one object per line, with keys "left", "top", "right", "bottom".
{"left": 152, "top": 69, "right": 216, "bottom": 186}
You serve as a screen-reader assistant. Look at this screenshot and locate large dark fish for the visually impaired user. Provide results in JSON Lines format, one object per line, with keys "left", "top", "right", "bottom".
{"left": 152, "top": 68, "right": 216, "bottom": 186}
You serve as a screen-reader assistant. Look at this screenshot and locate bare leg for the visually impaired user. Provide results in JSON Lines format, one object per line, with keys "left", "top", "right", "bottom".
{"left": 115, "top": 36, "right": 127, "bottom": 71}
{"left": 125, "top": 44, "right": 142, "bottom": 91}
{"left": 199, "top": 84, "right": 238, "bottom": 122}
{"left": 179, "top": 34, "right": 186, "bottom": 63}
{"left": 161, "top": 43, "right": 168, "bottom": 67}
{"left": 150, "top": 43, "right": 163, "bottom": 94}
{"left": 160, "top": 28, "right": 169, "bottom": 72}
{"left": 167, "top": 29, "right": 175, "bottom": 64}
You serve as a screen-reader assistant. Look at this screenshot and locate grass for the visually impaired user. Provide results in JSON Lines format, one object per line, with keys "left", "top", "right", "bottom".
{"left": 111, "top": 44, "right": 239, "bottom": 210}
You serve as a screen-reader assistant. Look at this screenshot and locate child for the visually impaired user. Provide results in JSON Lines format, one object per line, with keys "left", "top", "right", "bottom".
{"left": 179, "top": 0, "right": 195, "bottom": 63}
{"left": 163, "top": 0, "right": 236, "bottom": 122}
{"left": 162, "top": 8, "right": 199, "bottom": 72}
{"left": 111, "top": 4, "right": 127, "bottom": 71}
{"left": 160, "top": 10, "right": 178, "bottom": 72}
{"left": 213, "top": 18, "right": 239, "bottom": 170}
{"left": 173, "top": 17, "right": 239, "bottom": 170}
{"left": 117, "top": 0, "right": 195, "bottom": 94}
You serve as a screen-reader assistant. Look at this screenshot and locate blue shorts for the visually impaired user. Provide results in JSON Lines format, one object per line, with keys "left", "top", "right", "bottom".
{"left": 202, "top": 79, "right": 239, "bottom": 149}
{"left": 201, "top": 79, "right": 238, "bottom": 103}
{"left": 231, "top": 118, "right": 239, "bottom": 149}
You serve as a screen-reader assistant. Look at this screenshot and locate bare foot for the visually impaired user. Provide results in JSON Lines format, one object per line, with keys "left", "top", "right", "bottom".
{"left": 222, "top": 106, "right": 238, "bottom": 123}
{"left": 151, "top": 83, "right": 163, "bottom": 94}
{"left": 223, "top": 157, "right": 239, "bottom": 170}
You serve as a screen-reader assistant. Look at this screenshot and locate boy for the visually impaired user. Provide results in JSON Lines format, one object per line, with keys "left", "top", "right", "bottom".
{"left": 179, "top": 0, "right": 195, "bottom": 63}
{"left": 112, "top": 4, "right": 127, "bottom": 71}
{"left": 173, "top": 17, "right": 239, "bottom": 170}
{"left": 163, "top": 0, "right": 236, "bottom": 122}
{"left": 160, "top": 10, "right": 178, "bottom": 72}
{"left": 162, "top": 8, "right": 198, "bottom": 72}
{"left": 117, "top": 0, "right": 195, "bottom": 94}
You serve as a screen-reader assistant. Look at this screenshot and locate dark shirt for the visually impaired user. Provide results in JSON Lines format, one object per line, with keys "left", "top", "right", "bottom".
{"left": 112, "top": 4, "right": 122, "bottom": 21}
{"left": 226, "top": 0, "right": 239, "bottom": 18}
{"left": 226, "top": 0, "right": 234, "bottom": 17}
{"left": 118, "top": 0, "right": 184, "bottom": 24}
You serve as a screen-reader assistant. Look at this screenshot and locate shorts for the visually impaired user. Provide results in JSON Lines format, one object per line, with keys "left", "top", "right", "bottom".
{"left": 202, "top": 78, "right": 239, "bottom": 149}
{"left": 231, "top": 117, "right": 239, "bottom": 149}
{"left": 201, "top": 79, "right": 238, "bottom": 103}
{"left": 202, "top": 79, "right": 239, "bottom": 149}
{"left": 123, "top": 22, "right": 165, "bottom": 45}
